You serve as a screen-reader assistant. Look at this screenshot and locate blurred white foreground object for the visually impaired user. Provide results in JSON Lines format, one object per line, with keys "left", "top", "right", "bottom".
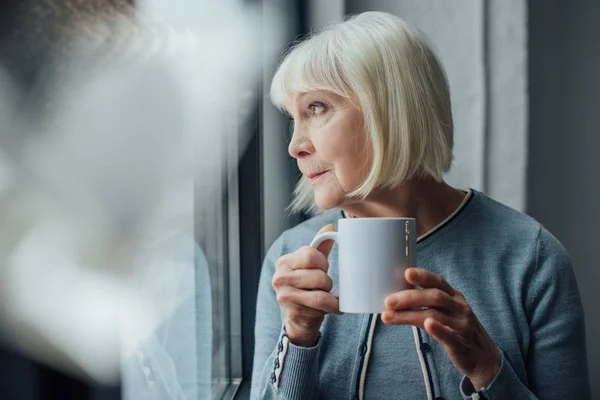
{"left": 0, "top": 0, "right": 279, "bottom": 396}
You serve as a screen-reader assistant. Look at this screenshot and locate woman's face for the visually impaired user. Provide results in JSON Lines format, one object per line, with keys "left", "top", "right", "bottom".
{"left": 285, "top": 90, "right": 372, "bottom": 210}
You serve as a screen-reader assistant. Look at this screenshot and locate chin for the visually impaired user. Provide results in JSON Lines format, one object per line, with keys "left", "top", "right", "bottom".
{"left": 313, "top": 191, "right": 343, "bottom": 211}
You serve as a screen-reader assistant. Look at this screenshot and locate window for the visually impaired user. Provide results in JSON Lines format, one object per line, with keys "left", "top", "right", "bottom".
{"left": 195, "top": 105, "right": 244, "bottom": 399}
{"left": 0, "top": 0, "right": 280, "bottom": 399}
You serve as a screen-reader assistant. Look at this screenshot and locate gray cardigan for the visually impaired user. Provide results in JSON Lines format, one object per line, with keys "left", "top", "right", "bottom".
{"left": 251, "top": 190, "right": 591, "bottom": 399}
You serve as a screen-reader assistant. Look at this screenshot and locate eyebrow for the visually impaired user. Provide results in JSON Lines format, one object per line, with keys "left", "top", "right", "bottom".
{"left": 295, "top": 92, "right": 311, "bottom": 102}
{"left": 285, "top": 93, "right": 308, "bottom": 111}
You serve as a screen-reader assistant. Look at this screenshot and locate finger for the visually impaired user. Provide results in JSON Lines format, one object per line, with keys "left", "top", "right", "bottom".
{"left": 314, "top": 224, "right": 336, "bottom": 257}
{"left": 380, "top": 308, "right": 457, "bottom": 329}
{"left": 301, "top": 289, "right": 341, "bottom": 315}
{"left": 288, "top": 246, "right": 329, "bottom": 271}
{"left": 405, "top": 268, "right": 455, "bottom": 296}
{"left": 385, "top": 288, "right": 460, "bottom": 314}
{"left": 278, "top": 287, "right": 341, "bottom": 315}
{"left": 276, "top": 253, "right": 293, "bottom": 269}
{"left": 285, "top": 304, "right": 326, "bottom": 320}
{"left": 394, "top": 268, "right": 415, "bottom": 289}
{"left": 272, "top": 268, "right": 333, "bottom": 292}
{"left": 423, "top": 317, "right": 465, "bottom": 350}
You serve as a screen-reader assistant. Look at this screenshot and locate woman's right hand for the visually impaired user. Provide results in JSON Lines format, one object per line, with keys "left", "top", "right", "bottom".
{"left": 272, "top": 224, "right": 341, "bottom": 347}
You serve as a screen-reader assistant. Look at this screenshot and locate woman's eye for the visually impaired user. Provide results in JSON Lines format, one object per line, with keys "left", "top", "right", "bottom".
{"left": 309, "top": 103, "right": 326, "bottom": 116}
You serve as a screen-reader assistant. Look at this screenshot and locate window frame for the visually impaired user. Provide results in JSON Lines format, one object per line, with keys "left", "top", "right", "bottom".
{"left": 234, "top": 2, "right": 308, "bottom": 399}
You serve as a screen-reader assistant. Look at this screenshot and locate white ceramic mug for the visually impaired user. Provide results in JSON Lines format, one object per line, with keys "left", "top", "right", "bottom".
{"left": 310, "top": 218, "right": 416, "bottom": 314}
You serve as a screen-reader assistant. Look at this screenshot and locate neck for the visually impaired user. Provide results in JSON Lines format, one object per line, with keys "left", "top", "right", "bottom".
{"left": 341, "top": 180, "right": 467, "bottom": 237}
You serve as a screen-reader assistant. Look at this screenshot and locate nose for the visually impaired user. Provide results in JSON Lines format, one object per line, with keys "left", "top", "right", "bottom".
{"left": 288, "top": 124, "right": 314, "bottom": 159}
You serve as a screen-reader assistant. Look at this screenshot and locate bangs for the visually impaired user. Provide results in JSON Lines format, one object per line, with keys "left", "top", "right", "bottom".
{"left": 270, "top": 32, "right": 351, "bottom": 111}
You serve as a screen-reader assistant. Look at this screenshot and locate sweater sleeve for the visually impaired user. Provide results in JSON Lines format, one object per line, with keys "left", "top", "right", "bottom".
{"left": 460, "top": 227, "right": 591, "bottom": 399}
{"left": 250, "top": 234, "right": 321, "bottom": 400}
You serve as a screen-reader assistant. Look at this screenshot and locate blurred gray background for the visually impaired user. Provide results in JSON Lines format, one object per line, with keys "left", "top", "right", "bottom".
{"left": 528, "top": 0, "right": 600, "bottom": 393}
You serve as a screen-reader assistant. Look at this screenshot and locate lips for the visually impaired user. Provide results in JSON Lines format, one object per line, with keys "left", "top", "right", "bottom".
{"left": 307, "top": 170, "right": 328, "bottom": 180}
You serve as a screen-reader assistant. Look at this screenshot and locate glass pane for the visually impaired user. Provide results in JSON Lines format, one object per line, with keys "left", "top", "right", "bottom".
{"left": 0, "top": 0, "right": 252, "bottom": 398}
{"left": 194, "top": 103, "right": 241, "bottom": 400}
{"left": 195, "top": 166, "right": 231, "bottom": 399}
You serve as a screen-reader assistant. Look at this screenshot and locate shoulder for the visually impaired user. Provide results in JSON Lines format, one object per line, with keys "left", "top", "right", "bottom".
{"left": 534, "top": 225, "right": 573, "bottom": 279}
{"left": 469, "top": 190, "right": 540, "bottom": 230}
{"left": 465, "top": 190, "right": 546, "bottom": 247}
{"left": 467, "top": 190, "right": 572, "bottom": 269}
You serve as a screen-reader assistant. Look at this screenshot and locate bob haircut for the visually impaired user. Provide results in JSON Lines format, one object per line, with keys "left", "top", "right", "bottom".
{"left": 270, "top": 11, "right": 453, "bottom": 215}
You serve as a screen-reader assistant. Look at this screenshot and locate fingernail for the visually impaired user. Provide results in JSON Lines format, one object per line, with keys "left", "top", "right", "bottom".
{"left": 381, "top": 312, "right": 391, "bottom": 324}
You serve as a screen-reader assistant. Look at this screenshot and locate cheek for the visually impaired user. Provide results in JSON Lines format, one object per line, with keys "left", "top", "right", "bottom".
{"left": 328, "top": 139, "right": 371, "bottom": 193}
{"left": 336, "top": 149, "right": 370, "bottom": 189}
{"left": 311, "top": 132, "right": 339, "bottom": 162}
{"left": 311, "top": 113, "right": 371, "bottom": 191}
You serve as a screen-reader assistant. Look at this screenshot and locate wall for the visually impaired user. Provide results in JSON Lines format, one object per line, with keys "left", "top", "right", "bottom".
{"left": 527, "top": 0, "right": 600, "bottom": 396}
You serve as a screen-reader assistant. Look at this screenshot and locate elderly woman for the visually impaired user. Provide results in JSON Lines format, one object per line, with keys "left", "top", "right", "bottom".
{"left": 250, "top": 11, "right": 590, "bottom": 400}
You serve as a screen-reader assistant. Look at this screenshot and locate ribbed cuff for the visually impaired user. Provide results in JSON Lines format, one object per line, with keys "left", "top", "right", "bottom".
{"left": 459, "top": 350, "right": 531, "bottom": 400}
{"left": 460, "top": 374, "right": 479, "bottom": 399}
{"left": 275, "top": 338, "right": 321, "bottom": 400}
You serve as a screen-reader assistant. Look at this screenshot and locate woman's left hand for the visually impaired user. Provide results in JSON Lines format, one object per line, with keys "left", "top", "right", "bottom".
{"left": 382, "top": 267, "right": 501, "bottom": 391}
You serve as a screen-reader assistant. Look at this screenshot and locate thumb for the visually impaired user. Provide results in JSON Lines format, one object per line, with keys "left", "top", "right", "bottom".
{"left": 314, "top": 224, "right": 336, "bottom": 258}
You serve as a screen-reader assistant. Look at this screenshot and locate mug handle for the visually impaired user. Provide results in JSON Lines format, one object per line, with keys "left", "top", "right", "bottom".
{"left": 309, "top": 232, "right": 340, "bottom": 297}
{"left": 309, "top": 232, "right": 338, "bottom": 248}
